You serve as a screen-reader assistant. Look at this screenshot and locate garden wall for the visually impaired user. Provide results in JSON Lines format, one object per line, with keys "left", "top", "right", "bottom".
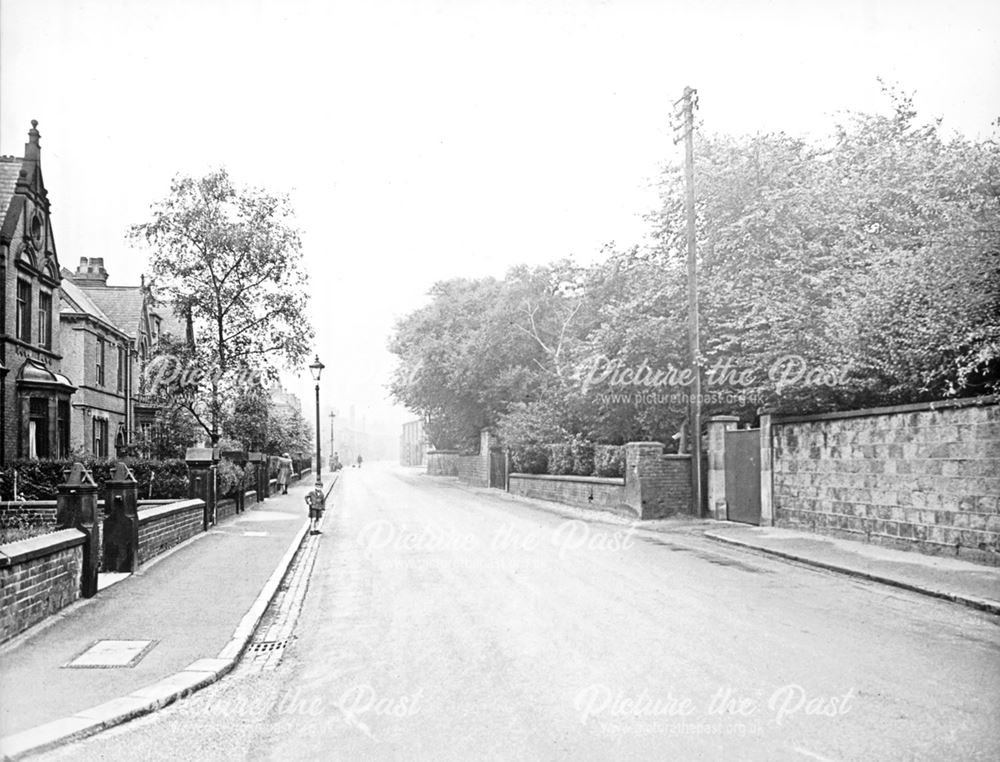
{"left": 137, "top": 499, "right": 205, "bottom": 565}
{"left": 0, "top": 529, "right": 85, "bottom": 644}
{"left": 427, "top": 450, "right": 460, "bottom": 476}
{"left": 508, "top": 474, "right": 627, "bottom": 513}
{"left": 767, "top": 396, "right": 1000, "bottom": 565}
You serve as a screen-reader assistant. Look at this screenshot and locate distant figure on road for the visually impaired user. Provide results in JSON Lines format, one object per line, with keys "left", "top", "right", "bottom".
{"left": 356, "top": 454, "right": 363, "bottom": 469}
{"left": 277, "top": 453, "right": 293, "bottom": 494}
{"left": 330, "top": 452, "right": 342, "bottom": 471}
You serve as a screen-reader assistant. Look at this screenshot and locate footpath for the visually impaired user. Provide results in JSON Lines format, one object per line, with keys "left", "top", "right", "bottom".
{"left": 440, "top": 472, "right": 1000, "bottom": 617}
{"left": 701, "top": 522, "right": 1000, "bottom": 615}
{"left": 0, "top": 481, "right": 318, "bottom": 761}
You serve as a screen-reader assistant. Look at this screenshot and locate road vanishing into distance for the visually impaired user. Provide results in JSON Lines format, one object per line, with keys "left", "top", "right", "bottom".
{"left": 41, "top": 464, "right": 999, "bottom": 761}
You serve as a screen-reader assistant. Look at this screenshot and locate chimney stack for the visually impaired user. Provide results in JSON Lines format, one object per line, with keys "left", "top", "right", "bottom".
{"left": 73, "top": 256, "right": 109, "bottom": 286}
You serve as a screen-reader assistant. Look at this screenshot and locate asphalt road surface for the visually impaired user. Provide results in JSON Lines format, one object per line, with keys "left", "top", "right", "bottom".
{"left": 41, "top": 463, "right": 1000, "bottom": 761}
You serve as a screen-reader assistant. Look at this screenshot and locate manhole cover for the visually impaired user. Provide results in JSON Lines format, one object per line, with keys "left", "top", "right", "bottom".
{"left": 64, "top": 639, "right": 158, "bottom": 669}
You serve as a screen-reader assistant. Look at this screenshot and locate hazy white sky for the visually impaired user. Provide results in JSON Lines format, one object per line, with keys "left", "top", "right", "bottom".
{"left": 2, "top": 0, "right": 998, "bottom": 429}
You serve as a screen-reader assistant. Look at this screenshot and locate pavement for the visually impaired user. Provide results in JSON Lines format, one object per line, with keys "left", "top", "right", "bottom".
{"left": 0, "top": 480, "right": 322, "bottom": 761}
{"left": 700, "top": 522, "right": 1000, "bottom": 615}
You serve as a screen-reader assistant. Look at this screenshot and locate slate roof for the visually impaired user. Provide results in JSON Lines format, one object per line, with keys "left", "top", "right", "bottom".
{"left": 59, "top": 275, "right": 123, "bottom": 336}
{"left": 151, "top": 300, "right": 189, "bottom": 341}
{"left": 0, "top": 156, "right": 24, "bottom": 241}
{"left": 78, "top": 285, "right": 146, "bottom": 339}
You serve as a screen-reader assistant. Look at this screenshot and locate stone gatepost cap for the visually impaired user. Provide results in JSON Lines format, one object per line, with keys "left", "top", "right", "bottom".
{"left": 707, "top": 415, "right": 741, "bottom": 422}
{"left": 185, "top": 447, "right": 217, "bottom": 464}
{"left": 108, "top": 461, "right": 138, "bottom": 484}
{"left": 60, "top": 462, "right": 97, "bottom": 489}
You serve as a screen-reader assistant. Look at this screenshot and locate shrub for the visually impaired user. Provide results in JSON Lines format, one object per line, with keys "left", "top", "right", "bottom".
{"left": 216, "top": 459, "right": 245, "bottom": 497}
{"left": 0, "top": 458, "right": 190, "bottom": 501}
{"left": 570, "top": 437, "right": 595, "bottom": 476}
{"left": 593, "top": 445, "right": 626, "bottom": 478}
{"left": 510, "top": 444, "right": 548, "bottom": 474}
{"left": 547, "top": 443, "right": 574, "bottom": 475}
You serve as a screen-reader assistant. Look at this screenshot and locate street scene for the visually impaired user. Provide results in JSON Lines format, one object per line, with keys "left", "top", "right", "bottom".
{"left": 18, "top": 465, "right": 1000, "bottom": 761}
{"left": 2, "top": 1, "right": 1000, "bottom": 760}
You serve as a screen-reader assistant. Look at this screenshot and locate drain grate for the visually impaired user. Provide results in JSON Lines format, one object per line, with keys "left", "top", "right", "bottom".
{"left": 246, "top": 638, "right": 291, "bottom": 653}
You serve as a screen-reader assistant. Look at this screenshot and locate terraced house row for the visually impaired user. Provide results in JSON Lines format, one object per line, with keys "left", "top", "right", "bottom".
{"left": 0, "top": 121, "right": 183, "bottom": 464}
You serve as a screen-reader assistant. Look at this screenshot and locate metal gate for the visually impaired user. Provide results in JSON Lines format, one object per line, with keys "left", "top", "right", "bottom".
{"left": 489, "top": 448, "right": 507, "bottom": 489}
{"left": 724, "top": 428, "right": 761, "bottom": 525}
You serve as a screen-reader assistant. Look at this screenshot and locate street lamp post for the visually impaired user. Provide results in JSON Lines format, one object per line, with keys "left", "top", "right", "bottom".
{"left": 309, "top": 356, "right": 325, "bottom": 488}
{"left": 328, "top": 411, "right": 336, "bottom": 468}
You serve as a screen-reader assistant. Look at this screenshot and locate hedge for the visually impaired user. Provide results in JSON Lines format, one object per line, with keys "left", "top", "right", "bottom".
{"left": 507, "top": 442, "right": 625, "bottom": 479}
{"left": 0, "top": 458, "right": 189, "bottom": 501}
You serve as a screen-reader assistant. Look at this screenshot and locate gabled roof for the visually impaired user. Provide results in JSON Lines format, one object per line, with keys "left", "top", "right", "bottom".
{"left": 150, "top": 299, "right": 189, "bottom": 341}
{"left": 59, "top": 272, "right": 126, "bottom": 337}
{"left": 0, "top": 156, "right": 24, "bottom": 244}
{"left": 78, "top": 285, "right": 146, "bottom": 339}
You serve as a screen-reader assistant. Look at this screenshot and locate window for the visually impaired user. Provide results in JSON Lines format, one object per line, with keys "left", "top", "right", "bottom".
{"left": 117, "top": 345, "right": 126, "bottom": 392}
{"left": 16, "top": 280, "right": 32, "bottom": 342}
{"left": 29, "top": 397, "right": 50, "bottom": 459}
{"left": 57, "top": 400, "right": 70, "bottom": 458}
{"left": 38, "top": 290, "right": 52, "bottom": 349}
{"left": 93, "top": 418, "right": 108, "bottom": 457}
{"left": 96, "top": 338, "right": 106, "bottom": 386}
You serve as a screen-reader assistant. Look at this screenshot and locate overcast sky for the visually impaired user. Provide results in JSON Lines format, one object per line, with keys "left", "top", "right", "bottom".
{"left": 2, "top": 0, "right": 998, "bottom": 433}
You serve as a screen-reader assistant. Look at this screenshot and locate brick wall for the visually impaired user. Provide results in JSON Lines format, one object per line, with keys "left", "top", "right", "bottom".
{"left": 0, "top": 529, "right": 85, "bottom": 644}
{"left": 427, "top": 450, "right": 459, "bottom": 476}
{"left": 625, "top": 443, "right": 693, "bottom": 519}
{"left": 216, "top": 497, "right": 238, "bottom": 521}
{"left": 508, "top": 474, "right": 627, "bottom": 513}
{"left": 771, "top": 397, "right": 1000, "bottom": 565}
{"left": 0, "top": 501, "right": 58, "bottom": 528}
{"left": 137, "top": 499, "right": 204, "bottom": 565}
{"left": 457, "top": 453, "right": 488, "bottom": 487}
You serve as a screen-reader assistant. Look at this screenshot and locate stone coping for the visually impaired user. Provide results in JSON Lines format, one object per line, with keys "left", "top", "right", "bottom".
{"left": 769, "top": 394, "right": 997, "bottom": 425}
{"left": 509, "top": 473, "right": 625, "bottom": 486}
{"left": 0, "top": 528, "right": 86, "bottom": 568}
{"left": 137, "top": 499, "right": 205, "bottom": 525}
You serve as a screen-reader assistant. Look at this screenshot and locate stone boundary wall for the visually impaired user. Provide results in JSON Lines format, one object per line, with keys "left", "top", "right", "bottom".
{"left": 508, "top": 474, "right": 627, "bottom": 514}
{"left": 137, "top": 499, "right": 205, "bottom": 565}
{"left": 769, "top": 396, "right": 1000, "bottom": 565}
{"left": 0, "top": 529, "right": 85, "bottom": 644}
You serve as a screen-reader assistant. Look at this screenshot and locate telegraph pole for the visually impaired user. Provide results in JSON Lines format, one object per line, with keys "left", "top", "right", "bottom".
{"left": 673, "top": 86, "right": 703, "bottom": 517}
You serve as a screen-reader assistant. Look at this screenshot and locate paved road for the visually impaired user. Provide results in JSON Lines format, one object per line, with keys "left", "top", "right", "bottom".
{"left": 40, "top": 464, "right": 1000, "bottom": 761}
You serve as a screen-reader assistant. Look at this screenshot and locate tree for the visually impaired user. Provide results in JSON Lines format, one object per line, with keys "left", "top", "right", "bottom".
{"left": 391, "top": 86, "right": 1000, "bottom": 450}
{"left": 130, "top": 169, "right": 314, "bottom": 442}
{"left": 647, "top": 84, "right": 1000, "bottom": 414}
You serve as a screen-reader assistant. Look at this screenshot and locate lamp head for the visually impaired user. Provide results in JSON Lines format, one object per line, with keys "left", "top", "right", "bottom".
{"left": 309, "top": 355, "right": 325, "bottom": 381}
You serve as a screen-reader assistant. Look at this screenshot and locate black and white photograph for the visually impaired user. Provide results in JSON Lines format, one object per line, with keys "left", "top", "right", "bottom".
{"left": 1, "top": 1, "right": 998, "bottom": 760}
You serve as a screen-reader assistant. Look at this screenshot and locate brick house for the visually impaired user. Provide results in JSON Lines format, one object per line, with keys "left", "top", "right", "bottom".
{"left": 0, "top": 121, "right": 77, "bottom": 464}
{"left": 58, "top": 268, "right": 133, "bottom": 457}
{"left": 63, "top": 256, "right": 164, "bottom": 455}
